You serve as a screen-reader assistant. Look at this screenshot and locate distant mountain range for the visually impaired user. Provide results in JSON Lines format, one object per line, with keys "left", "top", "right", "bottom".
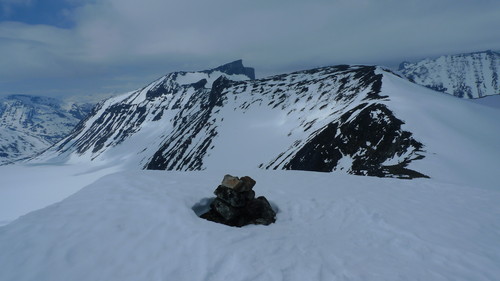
{"left": 0, "top": 95, "right": 94, "bottom": 164}
{"left": 30, "top": 59, "right": 500, "bottom": 181}
{"left": 399, "top": 50, "right": 500, "bottom": 98}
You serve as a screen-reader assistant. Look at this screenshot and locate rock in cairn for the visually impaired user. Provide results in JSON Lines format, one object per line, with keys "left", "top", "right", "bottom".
{"left": 200, "top": 175, "right": 276, "bottom": 227}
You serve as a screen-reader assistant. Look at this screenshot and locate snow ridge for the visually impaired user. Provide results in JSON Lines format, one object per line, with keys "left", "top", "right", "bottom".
{"left": 32, "top": 63, "right": 427, "bottom": 179}
{"left": 399, "top": 50, "right": 500, "bottom": 98}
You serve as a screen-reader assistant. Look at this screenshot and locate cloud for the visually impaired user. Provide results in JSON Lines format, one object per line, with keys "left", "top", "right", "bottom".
{"left": 1, "top": 0, "right": 500, "bottom": 97}
{"left": 0, "top": 22, "right": 82, "bottom": 76}
{"left": 72, "top": 0, "right": 500, "bottom": 61}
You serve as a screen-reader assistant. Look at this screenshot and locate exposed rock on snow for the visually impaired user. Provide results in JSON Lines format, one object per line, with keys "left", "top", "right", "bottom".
{"left": 200, "top": 175, "right": 276, "bottom": 227}
{"left": 221, "top": 174, "right": 256, "bottom": 192}
{"left": 203, "top": 59, "right": 255, "bottom": 80}
{"left": 213, "top": 185, "right": 255, "bottom": 208}
{"left": 221, "top": 174, "right": 243, "bottom": 189}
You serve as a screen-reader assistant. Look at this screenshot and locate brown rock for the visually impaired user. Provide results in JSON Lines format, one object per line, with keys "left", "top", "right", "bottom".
{"left": 221, "top": 174, "right": 242, "bottom": 189}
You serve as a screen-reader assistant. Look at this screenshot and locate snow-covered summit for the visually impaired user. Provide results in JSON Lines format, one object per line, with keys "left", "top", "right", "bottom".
{"left": 399, "top": 50, "right": 500, "bottom": 98}
{"left": 30, "top": 62, "right": 500, "bottom": 183}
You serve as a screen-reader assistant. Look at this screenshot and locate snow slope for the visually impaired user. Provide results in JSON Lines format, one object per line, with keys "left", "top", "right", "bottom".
{"left": 379, "top": 71, "right": 500, "bottom": 187}
{"left": 399, "top": 50, "right": 500, "bottom": 98}
{"left": 1, "top": 169, "right": 499, "bottom": 281}
{"left": 468, "top": 94, "right": 500, "bottom": 109}
{"left": 0, "top": 163, "right": 121, "bottom": 226}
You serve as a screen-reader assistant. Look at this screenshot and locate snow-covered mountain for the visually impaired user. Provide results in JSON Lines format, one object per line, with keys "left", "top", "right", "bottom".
{"left": 32, "top": 60, "right": 500, "bottom": 182}
{"left": 399, "top": 50, "right": 500, "bottom": 98}
{"left": 33, "top": 61, "right": 428, "bottom": 179}
{"left": 0, "top": 95, "right": 94, "bottom": 164}
{"left": 2, "top": 61, "right": 500, "bottom": 281}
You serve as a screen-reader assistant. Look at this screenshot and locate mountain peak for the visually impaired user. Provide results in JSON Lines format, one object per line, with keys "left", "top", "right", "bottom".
{"left": 399, "top": 50, "right": 500, "bottom": 98}
{"left": 206, "top": 59, "right": 255, "bottom": 80}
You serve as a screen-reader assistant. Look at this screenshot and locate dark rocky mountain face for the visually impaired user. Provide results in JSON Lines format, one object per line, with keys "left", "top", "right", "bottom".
{"left": 267, "top": 103, "right": 427, "bottom": 178}
{"left": 399, "top": 50, "right": 500, "bottom": 98}
{"left": 203, "top": 59, "right": 255, "bottom": 80}
{"left": 35, "top": 62, "right": 427, "bottom": 179}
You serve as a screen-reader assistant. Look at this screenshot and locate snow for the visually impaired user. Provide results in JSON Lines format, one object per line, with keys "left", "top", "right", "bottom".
{"left": 1, "top": 168, "right": 499, "bottom": 281}
{"left": 379, "top": 69, "right": 500, "bottom": 188}
{"left": 400, "top": 51, "right": 500, "bottom": 98}
{"left": 0, "top": 95, "right": 92, "bottom": 164}
{"left": 1, "top": 65, "right": 500, "bottom": 280}
{"left": 0, "top": 163, "right": 120, "bottom": 226}
{"left": 468, "top": 95, "right": 500, "bottom": 109}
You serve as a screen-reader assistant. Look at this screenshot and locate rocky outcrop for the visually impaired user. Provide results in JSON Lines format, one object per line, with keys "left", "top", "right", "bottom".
{"left": 200, "top": 175, "right": 276, "bottom": 227}
{"left": 205, "top": 59, "right": 256, "bottom": 80}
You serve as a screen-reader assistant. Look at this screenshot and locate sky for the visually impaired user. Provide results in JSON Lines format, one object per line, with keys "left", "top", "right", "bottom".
{"left": 1, "top": 0, "right": 499, "bottom": 98}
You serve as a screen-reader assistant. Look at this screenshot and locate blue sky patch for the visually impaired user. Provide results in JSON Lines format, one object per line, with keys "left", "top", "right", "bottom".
{"left": 0, "top": 0, "right": 82, "bottom": 28}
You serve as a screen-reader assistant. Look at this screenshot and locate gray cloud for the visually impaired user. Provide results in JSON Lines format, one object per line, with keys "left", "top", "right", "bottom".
{"left": 1, "top": 0, "right": 500, "bottom": 97}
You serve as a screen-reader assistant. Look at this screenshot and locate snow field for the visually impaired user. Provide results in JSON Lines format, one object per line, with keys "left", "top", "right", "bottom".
{"left": 1, "top": 169, "right": 499, "bottom": 281}
{"left": 380, "top": 71, "right": 500, "bottom": 187}
{"left": 0, "top": 163, "right": 121, "bottom": 225}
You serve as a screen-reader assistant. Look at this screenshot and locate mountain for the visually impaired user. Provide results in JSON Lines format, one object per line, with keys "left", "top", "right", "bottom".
{"left": 32, "top": 60, "right": 500, "bottom": 182}
{"left": 0, "top": 95, "right": 94, "bottom": 164}
{"left": 398, "top": 50, "right": 500, "bottom": 98}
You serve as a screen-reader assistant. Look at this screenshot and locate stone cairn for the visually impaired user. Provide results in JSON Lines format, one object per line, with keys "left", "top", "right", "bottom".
{"left": 200, "top": 175, "right": 276, "bottom": 227}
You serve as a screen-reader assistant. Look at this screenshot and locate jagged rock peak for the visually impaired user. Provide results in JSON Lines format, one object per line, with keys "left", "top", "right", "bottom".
{"left": 205, "top": 59, "right": 255, "bottom": 80}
